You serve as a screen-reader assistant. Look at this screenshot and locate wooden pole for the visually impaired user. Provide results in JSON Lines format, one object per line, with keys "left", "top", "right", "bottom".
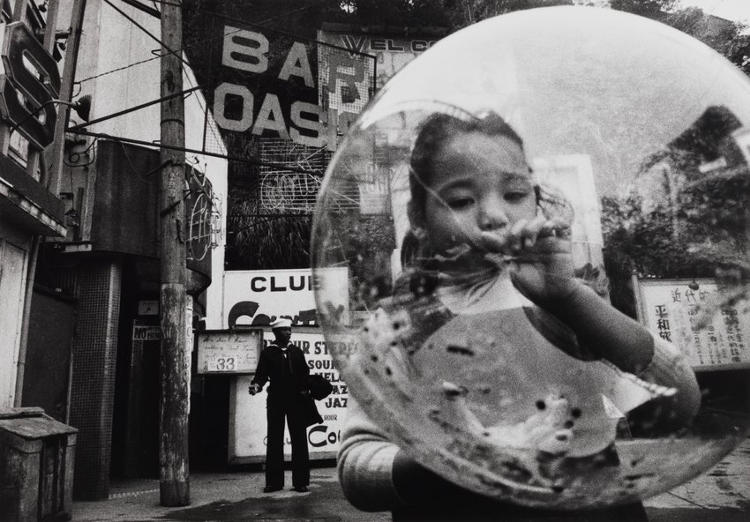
{"left": 159, "top": 0, "right": 190, "bottom": 507}
{"left": 47, "top": 0, "right": 87, "bottom": 195}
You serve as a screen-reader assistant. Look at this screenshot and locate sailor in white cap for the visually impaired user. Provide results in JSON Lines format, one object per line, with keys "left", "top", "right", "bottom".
{"left": 249, "top": 317, "right": 311, "bottom": 493}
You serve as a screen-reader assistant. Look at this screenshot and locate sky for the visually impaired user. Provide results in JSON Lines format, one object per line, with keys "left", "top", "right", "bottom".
{"left": 678, "top": 0, "right": 750, "bottom": 25}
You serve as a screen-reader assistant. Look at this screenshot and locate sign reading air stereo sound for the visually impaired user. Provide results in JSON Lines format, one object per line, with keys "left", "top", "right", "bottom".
{"left": 0, "top": 21, "right": 61, "bottom": 149}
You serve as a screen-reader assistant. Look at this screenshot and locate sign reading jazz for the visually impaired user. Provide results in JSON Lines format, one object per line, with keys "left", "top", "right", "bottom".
{"left": 211, "top": 22, "right": 374, "bottom": 148}
{"left": 0, "top": 21, "right": 61, "bottom": 149}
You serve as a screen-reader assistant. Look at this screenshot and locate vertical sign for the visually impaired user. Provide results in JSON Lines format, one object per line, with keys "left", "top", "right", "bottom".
{"left": 635, "top": 278, "right": 750, "bottom": 370}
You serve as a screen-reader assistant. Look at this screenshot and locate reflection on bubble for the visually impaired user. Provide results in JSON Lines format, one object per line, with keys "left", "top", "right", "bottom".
{"left": 312, "top": 6, "right": 750, "bottom": 509}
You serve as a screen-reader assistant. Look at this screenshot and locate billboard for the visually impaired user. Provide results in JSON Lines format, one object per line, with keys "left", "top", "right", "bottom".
{"left": 197, "top": 18, "right": 375, "bottom": 153}
{"left": 223, "top": 267, "right": 349, "bottom": 328}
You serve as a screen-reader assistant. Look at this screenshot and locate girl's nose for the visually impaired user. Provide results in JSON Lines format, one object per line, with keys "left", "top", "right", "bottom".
{"left": 478, "top": 197, "right": 509, "bottom": 231}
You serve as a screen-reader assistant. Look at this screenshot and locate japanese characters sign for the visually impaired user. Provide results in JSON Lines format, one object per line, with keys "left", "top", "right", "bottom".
{"left": 635, "top": 278, "right": 750, "bottom": 370}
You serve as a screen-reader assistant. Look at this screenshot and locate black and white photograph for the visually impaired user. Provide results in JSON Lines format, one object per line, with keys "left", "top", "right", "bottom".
{"left": 0, "top": 1, "right": 749, "bottom": 521}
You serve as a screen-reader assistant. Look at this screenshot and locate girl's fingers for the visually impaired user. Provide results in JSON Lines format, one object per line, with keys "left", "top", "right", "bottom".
{"left": 519, "top": 214, "right": 548, "bottom": 248}
{"left": 479, "top": 216, "right": 570, "bottom": 254}
{"left": 538, "top": 216, "right": 572, "bottom": 239}
{"left": 504, "top": 215, "right": 551, "bottom": 252}
{"left": 507, "top": 219, "right": 528, "bottom": 252}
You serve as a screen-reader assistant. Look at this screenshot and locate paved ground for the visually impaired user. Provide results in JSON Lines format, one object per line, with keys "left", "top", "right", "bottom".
{"left": 72, "top": 440, "right": 750, "bottom": 521}
{"left": 73, "top": 464, "right": 389, "bottom": 522}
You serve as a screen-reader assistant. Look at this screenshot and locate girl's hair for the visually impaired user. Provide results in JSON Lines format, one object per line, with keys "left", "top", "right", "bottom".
{"left": 408, "top": 111, "right": 573, "bottom": 226}
{"left": 409, "top": 112, "right": 524, "bottom": 213}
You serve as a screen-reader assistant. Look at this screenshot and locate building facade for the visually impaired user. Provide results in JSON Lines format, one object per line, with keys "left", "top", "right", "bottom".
{"left": 5, "top": 0, "right": 228, "bottom": 500}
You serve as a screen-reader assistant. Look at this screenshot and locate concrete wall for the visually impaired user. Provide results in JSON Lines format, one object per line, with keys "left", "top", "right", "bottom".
{"left": 56, "top": 0, "right": 227, "bottom": 327}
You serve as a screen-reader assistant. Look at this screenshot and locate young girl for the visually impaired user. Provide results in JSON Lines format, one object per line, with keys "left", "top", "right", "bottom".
{"left": 337, "top": 112, "right": 701, "bottom": 517}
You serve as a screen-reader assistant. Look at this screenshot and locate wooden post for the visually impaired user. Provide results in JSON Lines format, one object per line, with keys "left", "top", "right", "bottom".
{"left": 46, "top": 0, "right": 87, "bottom": 196}
{"left": 159, "top": 0, "right": 190, "bottom": 507}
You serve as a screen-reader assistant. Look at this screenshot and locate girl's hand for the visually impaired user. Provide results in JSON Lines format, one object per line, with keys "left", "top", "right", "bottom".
{"left": 481, "top": 215, "right": 576, "bottom": 307}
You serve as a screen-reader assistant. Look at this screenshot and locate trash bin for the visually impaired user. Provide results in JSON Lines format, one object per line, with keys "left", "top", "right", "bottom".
{"left": 0, "top": 407, "right": 77, "bottom": 521}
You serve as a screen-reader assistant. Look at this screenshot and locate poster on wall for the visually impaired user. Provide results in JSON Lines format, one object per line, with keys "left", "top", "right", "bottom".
{"left": 228, "top": 328, "right": 349, "bottom": 462}
{"left": 223, "top": 267, "right": 349, "bottom": 328}
{"left": 196, "top": 329, "right": 263, "bottom": 374}
{"left": 634, "top": 278, "right": 750, "bottom": 370}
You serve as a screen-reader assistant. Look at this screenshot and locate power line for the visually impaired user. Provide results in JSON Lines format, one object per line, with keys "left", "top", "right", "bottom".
{"left": 68, "top": 128, "right": 325, "bottom": 175}
{"left": 68, "top": 86, "right": 201, "bottom": 131}
{"left": 103, "top": 0, "right": 191, "bottom": 68}
{"left": 77, "top": 52, "right": 163, "bottom": 84}
{"left": 76, "top": 2, "right": 320, "bottom": 84}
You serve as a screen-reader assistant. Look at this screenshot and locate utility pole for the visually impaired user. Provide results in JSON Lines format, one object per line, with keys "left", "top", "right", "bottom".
{"left": 47, "top": 0, "right": 86, "bottom": 196}
{"left": 159, "top": 0, "right": 190, "bottom": 507}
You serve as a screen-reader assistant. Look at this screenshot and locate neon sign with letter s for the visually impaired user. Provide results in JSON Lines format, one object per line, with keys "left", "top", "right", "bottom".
{"left": 0, "top": 21, "right": 61, "bottom": 149}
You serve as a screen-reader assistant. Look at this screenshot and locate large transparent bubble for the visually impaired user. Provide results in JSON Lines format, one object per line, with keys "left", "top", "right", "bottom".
{"left": 312, "top": 6, "right": 750, "bottom": 509}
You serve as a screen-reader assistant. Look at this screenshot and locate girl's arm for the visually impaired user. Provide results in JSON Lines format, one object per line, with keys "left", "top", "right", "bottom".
{"left": 545, "top": 281, "right": 701, "bottom": 428}
{"left": 337, "top": 398, "right": 405, "bottom": 511}
{"left": 338, "top": 398, "right": 479, "bottom": 511}
{"left": 504, "top": 217, "right": 701, "bottom": 428}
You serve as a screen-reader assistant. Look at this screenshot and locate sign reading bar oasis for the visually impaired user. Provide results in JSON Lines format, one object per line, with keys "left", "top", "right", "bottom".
{"left": 209, "top": 21, "right": 374, "bottom": 149}
{"left": 0, "top": 21, "right": 61, "bottom": 149}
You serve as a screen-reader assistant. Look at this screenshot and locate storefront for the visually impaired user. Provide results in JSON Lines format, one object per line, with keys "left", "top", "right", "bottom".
{"left": 198, "top": 268, "right": 350, "bottom": 463}
{"left": 0, "top": 3, "right": 67, "bottom": 411}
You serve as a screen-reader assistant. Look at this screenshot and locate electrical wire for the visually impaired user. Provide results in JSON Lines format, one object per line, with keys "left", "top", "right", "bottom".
{"left": 63, "top": 137, "right": 98, "bottom": 168}
{"left": 103, "top": 0, "right": 191, "bottom": 68}
{"left": 76, "top": 1, "right": 323, "bottom": 85}
{"left": 71, "top": 1, "right": 354, "bottom": 166}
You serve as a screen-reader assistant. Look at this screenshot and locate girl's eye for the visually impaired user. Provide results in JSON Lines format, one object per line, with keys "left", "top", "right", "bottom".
{"left": 446, "top": 197, "right": 474, "bottom": 209}
{"left": 505, "top": 191, "right": 530, "bottom": 202}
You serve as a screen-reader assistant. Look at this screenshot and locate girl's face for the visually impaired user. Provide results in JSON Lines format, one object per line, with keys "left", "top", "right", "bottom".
{"left": 419, "top": 131, "right": 536, "bottom": 255}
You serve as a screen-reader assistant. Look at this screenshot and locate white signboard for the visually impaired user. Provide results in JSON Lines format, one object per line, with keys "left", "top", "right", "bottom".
{"left": 196, "top": 329, "right": 263, "bottom": 374}
{"left": 228, "top": 329, "right": 349, "bottom": 463}
{"left": 532, "top": 154, "right": 604, "bottom": 268}
{"left": 223, "top": 267, "right": 349, "bottom": 328}
{"left": 635, "top": 278, "right": 750, "bottom": 370}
